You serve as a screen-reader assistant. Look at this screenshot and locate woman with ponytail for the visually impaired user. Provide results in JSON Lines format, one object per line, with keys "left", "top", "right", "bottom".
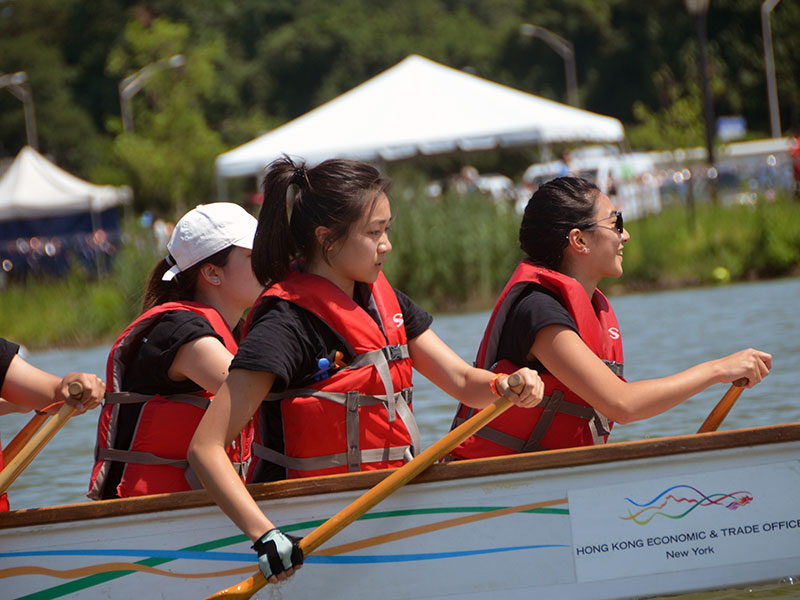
{"left": 88, "top": 203, "right": 263, "bottom": 500}
{"left": 188, "top": 156, "right": 544, "bottom": 584}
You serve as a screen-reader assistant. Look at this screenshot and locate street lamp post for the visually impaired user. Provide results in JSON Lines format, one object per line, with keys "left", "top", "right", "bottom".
{"left": 762, "top": 0, "right": 783, "bottom": 138}
{"left": 0, "top": 71, "right": 39, "bottom": 150}
{"left": 684, "top": 0, "right": 717, "bottom": 203}
{"left": 519, "top": 23, "right": 579, "bottom": 107}
{"left": 118, "top": 54, "right": 186, "bottom": 133}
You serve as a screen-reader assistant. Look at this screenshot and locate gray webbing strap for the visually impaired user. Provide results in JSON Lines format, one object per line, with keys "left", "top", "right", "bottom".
{"left": 98, "top": 448, "right": 246, "bottom": 479}
{"left": 520, "top": 390, "right": 564, "bottom": 452}
{"left": 452, "top": 389, "right": 611, "bottom": 453}
{"left": 588, "top": 411, "right": 611, "bottom": 444}
{"left": 347, "top": 345, "right": 410, "bottom": 369}
{"left": 448, "top": 405, "right": 475, "bottom": 434}
{"left": 393, "top": 388, "right": 420, "bottom": 458}
{"left": 345, "top": 344, "right": 409, "bottom": 422}
{"left": 104, "top": 391, "right": 211, "bottom": 410}
{"left": 449, "top": 392, "right": 560, "bottom": 453}
{"left": 97, "top": 448, "right": 188, "bottom": 468}
{"left": 261, "top": 387, "right": 420, "bottom": 473}
{"left": 184, "top": 466, "right": 204, "bottom": 490}
{"left": 252, "top": 443, "right": 410, "bottom": 472}
{"left": 260, "top": 342, "right": 417, "bottom": 472}
{"left": 267, "top": 387, "right": 420, "bottom": 456}
{"left": 346, "top": 390, "right": 360, "bottom": 471}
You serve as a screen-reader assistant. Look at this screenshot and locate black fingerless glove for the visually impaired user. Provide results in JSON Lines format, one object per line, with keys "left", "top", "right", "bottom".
{"left": 252, "top": 528, "right": 304, "bottom": 579}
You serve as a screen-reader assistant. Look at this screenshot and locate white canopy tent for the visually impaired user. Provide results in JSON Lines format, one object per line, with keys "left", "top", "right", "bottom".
{"left": 0, "top": 146, "right": 131, "bottom": 221}
{"left": 215, "top": 54, "right": 625, "bottom": 188}
{"left": 0, "top": 146, "right": 132, "bottom": 278}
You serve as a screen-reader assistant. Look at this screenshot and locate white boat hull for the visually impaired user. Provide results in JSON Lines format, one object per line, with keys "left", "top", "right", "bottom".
{"left": 2, "top": 424, "right": 799, "bottom": 599}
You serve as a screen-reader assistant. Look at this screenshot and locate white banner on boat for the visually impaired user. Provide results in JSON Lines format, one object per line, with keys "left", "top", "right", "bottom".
{"left": 568, "top": 460, "right": 800, "bottom": 582}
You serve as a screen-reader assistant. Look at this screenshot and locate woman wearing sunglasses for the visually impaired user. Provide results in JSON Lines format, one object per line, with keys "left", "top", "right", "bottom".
{"left": 449, "top": 176, "right": 771, "bottom": 460}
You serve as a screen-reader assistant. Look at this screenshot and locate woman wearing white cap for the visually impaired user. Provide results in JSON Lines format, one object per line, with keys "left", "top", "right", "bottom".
{"left": 88, "top": 203, "right": 263, "bottom": 500}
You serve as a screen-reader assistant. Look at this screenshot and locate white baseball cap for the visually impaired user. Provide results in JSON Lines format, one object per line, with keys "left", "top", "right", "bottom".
{"left": 162, "top": 202, "right": 258, "bottom": 281}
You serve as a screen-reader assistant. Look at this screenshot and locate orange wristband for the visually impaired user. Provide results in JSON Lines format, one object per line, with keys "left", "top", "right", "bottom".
{"left": 489, "top": 373, "right": 503, "bottom": 398}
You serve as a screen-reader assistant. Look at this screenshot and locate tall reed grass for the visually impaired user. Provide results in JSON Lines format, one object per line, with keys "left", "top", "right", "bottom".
{"left": 1, "top": 192, "right": 798, "bottom": 349}
{"left": 383, "top": 190, "right": 523, "bottom": 311}
{"left": 617, "top": 197, "right": 800, "bottom": 289}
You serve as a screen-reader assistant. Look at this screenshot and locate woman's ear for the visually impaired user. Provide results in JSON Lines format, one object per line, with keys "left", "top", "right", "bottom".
{"left": 565, "top": 228, "right": 588, "bottom": 254}
{"left": 199, "top": 263, "right": 221, "bottom": 286}
{"left": 314, "top": 225, "right": 332, "bottom": 260}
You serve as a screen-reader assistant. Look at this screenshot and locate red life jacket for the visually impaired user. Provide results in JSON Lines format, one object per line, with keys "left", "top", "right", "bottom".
{"left": 450, "top": 261, "right": 624, "bottom": 459}
{"left": 0, "top": 435, "right": 8, "bottom": 511}
{"left": 248, "top": 270, "right": 419, "bottom": 479}
{"left": 87, "top": 301, "right": 253, "bottom": 499}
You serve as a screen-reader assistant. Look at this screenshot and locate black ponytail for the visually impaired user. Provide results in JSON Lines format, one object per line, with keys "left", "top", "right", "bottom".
{"left": 252, "top": 157, "right": 298, "bottom": 285}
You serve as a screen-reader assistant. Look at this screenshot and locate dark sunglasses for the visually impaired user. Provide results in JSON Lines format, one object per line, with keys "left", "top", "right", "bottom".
{"left": 584, "top": 210, "right": 623, "bottom": 234}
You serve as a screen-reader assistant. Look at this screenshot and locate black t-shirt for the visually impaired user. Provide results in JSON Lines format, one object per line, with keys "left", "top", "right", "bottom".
{"left": 0, "top": 337, "right": 20, "bottom": 392}
{"left": 102, "top": 310, "right": 225, "bottom": 499}
{"left": 494, "top": 284, "right": 577, "bottom": 373}
{"left": 120, "top": 311, "right": 224, "bottom": 394}
{"left": 233, "top": 281, "right": 432, "bottom": 482}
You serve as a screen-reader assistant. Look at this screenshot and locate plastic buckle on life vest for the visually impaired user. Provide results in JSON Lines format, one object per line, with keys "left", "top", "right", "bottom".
{"left": 384, "top": 345, "right": 404, "bottom": 362}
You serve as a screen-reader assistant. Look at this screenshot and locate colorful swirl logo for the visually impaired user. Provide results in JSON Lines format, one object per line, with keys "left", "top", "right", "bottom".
{"left": 620, "top": 485, "right": 752, "bottom": 525}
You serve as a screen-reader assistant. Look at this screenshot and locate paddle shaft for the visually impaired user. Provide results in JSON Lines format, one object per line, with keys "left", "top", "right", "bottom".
{"left": 302, "top": 375, "right": 523, "bottom": 555}
{"left": 206, "top": 373, "right": 524, "bottom": 600}
{"left": 697, "top": 378, "right": 747, "bottom": 434}
{"left": 3, "top": 412, "right": 48, "bottom": 464}
{"left": 0, "top": 381, "right": 83, "bottom": 495}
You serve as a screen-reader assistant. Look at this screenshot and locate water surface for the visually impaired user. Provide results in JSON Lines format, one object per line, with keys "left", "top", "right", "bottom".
{"left": 2, "top": 278, "right": 798, "bottom": 598}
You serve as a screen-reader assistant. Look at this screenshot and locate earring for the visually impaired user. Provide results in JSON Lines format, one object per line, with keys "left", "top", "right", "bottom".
{"left": 583, "top": 248, "right": 590, "bottom": 254}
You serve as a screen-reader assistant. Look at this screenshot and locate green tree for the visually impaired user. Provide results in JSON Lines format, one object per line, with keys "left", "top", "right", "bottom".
{"left": 0, "top": 0, "right": 102, "bottom": 171}
{"left": 104, "top": 18, "right": 230, "bottom": 216}
{"left": 626, "top": 64, "right": 708, "bottom": 150}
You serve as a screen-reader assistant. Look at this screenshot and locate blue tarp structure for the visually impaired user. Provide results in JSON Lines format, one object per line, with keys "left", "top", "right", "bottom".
{"left": 0, "top": 146, "right": 132, "bottom": 280}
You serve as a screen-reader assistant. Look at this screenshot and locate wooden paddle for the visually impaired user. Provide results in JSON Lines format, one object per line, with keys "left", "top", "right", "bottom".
{"left": 0, "top": 381, "right": 83, "bottom": 496}
{"left": 696, "top": 377, "right": 748, "bottom": 434}
{"left": 205, "top": 373, "right": 525, "bottom": 600}
{"left": 2, "top": 412, "right": 49, "bottom": 465}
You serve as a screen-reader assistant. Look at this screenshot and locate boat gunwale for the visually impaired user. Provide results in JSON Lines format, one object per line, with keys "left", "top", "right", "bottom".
{"left": 2, "top": 422, "right": 798, "bottom": 530}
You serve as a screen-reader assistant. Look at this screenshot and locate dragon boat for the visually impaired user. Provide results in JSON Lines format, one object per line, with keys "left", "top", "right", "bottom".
{"left": 1, "top": 423, "right": 799, "bottom": 600}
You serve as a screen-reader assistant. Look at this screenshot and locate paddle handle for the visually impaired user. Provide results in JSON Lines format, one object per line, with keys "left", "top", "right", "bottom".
{"left": 205, "top": 373, "right": 523, "bottom": 599}
{"left": 0, "top": 382, "right": 82, "bottom": 495}
{"left": 697, "top": 377, "right": 747, "bottom": 434}
{"left": 506, "top": 373, "right": 524, "bottom": 394}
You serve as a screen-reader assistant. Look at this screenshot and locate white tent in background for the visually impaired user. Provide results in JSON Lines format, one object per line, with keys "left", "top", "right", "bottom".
{"left": 0, "top": 146, "right": 132, "bottom": 278}
{"left": 0, "top": 146, "right": 131, "bottom": 221}
{"left": 215, "top": 54, "right": 625, "bottom": 186}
